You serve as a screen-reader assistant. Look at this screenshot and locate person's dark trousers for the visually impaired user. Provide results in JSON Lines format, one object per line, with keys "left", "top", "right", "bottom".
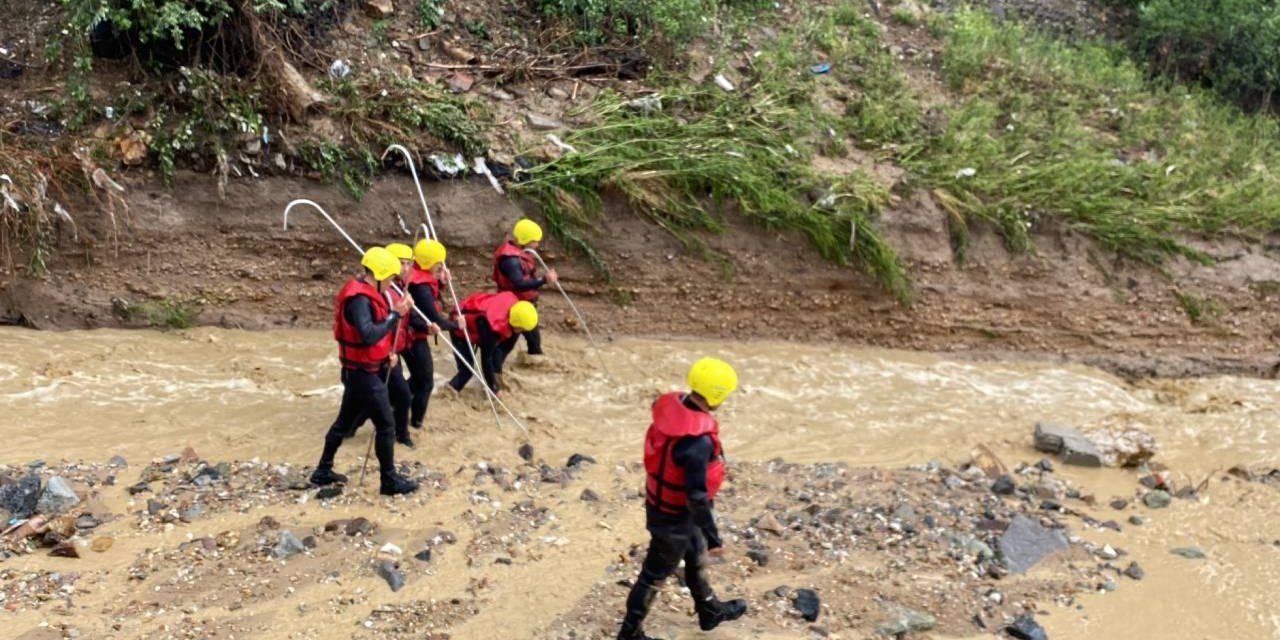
{"left": 619, "top": 522, "right": 714, "bottom": 636}
{"left": 316, "top": 367, "right": 397, "bottom": 481}
{"left": 493, "top": 334, "right": 519, "bottom": 374}
{"left": 401, "top": 340, "right": 433, "bottom": 428}
{"left": 386, "top": 361, "right": 411, "bottom": 440}
{"left": 447, "top": 334, "right": 478, "bottom": 391}
{"left": 522, "top": 324, "right": 542, "bottom": 355}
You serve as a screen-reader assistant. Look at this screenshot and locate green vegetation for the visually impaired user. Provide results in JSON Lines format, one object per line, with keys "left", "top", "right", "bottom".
{"left": 417, "top": 0, "right": 444, "bottom": 29}
{"left": 518, "top": 7, "right": 913, "bottom": 302}
{"left": 1133, "top": 0, "right": 1280, "bottom": 112}
{"left": 114, "top": 296, "right": 204, "bottom": 329}
{"left": 1174, "top": 290, "right": 1224, "bottom": 324}
{"left": 914, "top": 10, "right": 1280, "bottom": 264}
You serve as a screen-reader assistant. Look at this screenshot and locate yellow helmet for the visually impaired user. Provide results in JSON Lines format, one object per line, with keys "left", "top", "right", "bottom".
{"left": 688, "top": 357, "right": 738, "bottom": 408}
{"left": 361, "top": 247, "right": 401, "bottom": 282}
{"left": 386, "top": 242, "right": 414, "bottom": 261}
{"left": 508, "top": 301, "right": 538, "bottom": 332}
{"left": 413, "top": 239, "right": 447, "bottom": 269}
{"left": 513, "top": 218, "right": 543, "bottom": 246}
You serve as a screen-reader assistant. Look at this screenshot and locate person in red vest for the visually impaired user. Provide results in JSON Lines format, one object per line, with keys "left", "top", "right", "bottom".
{"left": 492, "top": 218, "right": 556, "bottom": 358}
{"left": 310, "top": 247, "right": 419, "bottom": 496}
{"left": 446, "top": 291, "right": 538, "bottom": 396}
{"left": 616, "top": 357, "right": 747, "bottom": 640}
{"left": 400, "top": 238, "right": 458, "bottom": 430}
{"left": 384, "top": 242, "right": 419, "bottom": 449}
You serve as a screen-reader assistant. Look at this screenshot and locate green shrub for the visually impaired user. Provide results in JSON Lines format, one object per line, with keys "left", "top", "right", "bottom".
{"left": 535, "top": 0, "right": 714, "bottom": 44}
{"left": 1134, "top": 0, "right": 1280, "bottom": 111}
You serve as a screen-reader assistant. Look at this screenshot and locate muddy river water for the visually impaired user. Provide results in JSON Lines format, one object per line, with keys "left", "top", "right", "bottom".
{"left": 1, "top": 327, "right": 1277, "bottom": 639}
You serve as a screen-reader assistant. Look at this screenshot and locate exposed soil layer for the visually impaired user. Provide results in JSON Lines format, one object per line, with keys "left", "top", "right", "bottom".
{"left": 1, "top": 173, "right": 1277, "bottom": 379}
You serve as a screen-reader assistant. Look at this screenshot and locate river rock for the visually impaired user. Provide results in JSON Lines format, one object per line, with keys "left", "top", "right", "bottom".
{"left": 1033, "top": 422, "right": 1102, "bottom": 467}
{"left": 747, "top": 548, "right": 769, "bottom": 566}
{"left": 35, "top": 477, "right": 78, "bottom": 515}
{"left": 91, "top": 536, "right": 113, "bottom": 552}
{"left": 998, "top": 515, "right": 1068, "bottom": 574}
{"left": 1143, "top": 490, "right": 1172, "bottom": 509}
{"left": 526, "top": 113, "right": 563, "bottom": 131}
{"left": 793, "top": 588, "right": 820, "bottom": 622}
{"left": 1170, "top": 546, "right": 1206, "bottom": 559}
{"left": 991, "top": 475, "right": 1016, "bottom": 495}
{"left": 0, "top": 474, "right": 41, "bottom": 518}
{"left": 756, "top": 513, "right": 785, "bottom": 536}
{"left": 567, "top": 453, "right": 596, "bottom": 468}
{"left": 580, "top": 489, "right": 600, "bottom": 502}
{"left": 273, "top": 531, "right": 305, "bottom": 559}
{"left": 75, "top": 514, "right": 100, "bottom": 530}
{"left": 375, "top": 559, "right": 406, "bottom": 592}
{"left": 316, "top": 486, "right": 342, "bottom": 500}
{"left": 1123, "top": 561, "right": 1144, "bottom": 580}
{"left": 346, "top": 517, "right": 374, "bottom": 537}
{"left": 518, "top": 444, "right": 534, "bottom": 462}
{"left": 414, "top": 549, "right": 432, "bottom": 562}
{"left": 1087, "top": 427, "right": 1158, "bottom": 467}
{"left": 363, "top": 0, "right": 394, "bottom": 18}
{"left": 1006, "top": 613, "right": 1048, "bottom": 640}
{"left": 876, "top": 602, "right": 935, "bottom": 635}
{"left": 49, "top": 540, "right": 80, "bottom": 558}
{"left": 1129, "top": 514, "right": 1147, "bottom": 526}
{"left": 108, "top": 456, "right": 128, "bottom": 467}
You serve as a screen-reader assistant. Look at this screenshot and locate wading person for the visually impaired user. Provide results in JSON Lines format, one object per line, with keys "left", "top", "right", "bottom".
{"left": 446, "top": 290, "right": 537, "bottom": 396}
{"left": 617, "top": 357, "right": 747, "bottom": 640}
{"left": 310, "top": 247, "right": 419, "bottom": 496}
{"left": 401, "top": 238, "right": 457, "bottom": 430}
{"left": 384, "top": 242, "right": 418, "bottom": 449}
{"left": 492, "top": 218, "right": 556, "bottom": 359}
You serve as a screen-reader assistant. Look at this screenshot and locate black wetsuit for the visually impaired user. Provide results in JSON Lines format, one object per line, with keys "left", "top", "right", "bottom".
{"left": 398, "top": 280, "right": 459, "bottom": 429}
{"left": 317, "top": 297, "right": 402, "bottom": 481}
{"left": 497, "top": 256, "right": 543, "bottom": 355}
{"left": 620, "top": 397, "right": 724, "bottom": 636}
{"left": 446, "top": 316, "right": 518, "bottom": 394}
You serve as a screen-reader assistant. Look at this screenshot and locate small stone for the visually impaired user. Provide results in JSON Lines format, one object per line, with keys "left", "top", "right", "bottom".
{"left": 746, "top": 549, "right": 769, "bottom": 566}
{"left": 998, "top": 515, "right": 1069, "bottom": 574}
{"left": 160, "top": 453, "right": 181, "bottom": 464}
{"left": 90, "top": 537, "right": 113, "bottom": 553}
{"left": 580, "top": 489, "right": 600, "bottom": 502}
{"left": 1129, "top": 515, "right": 1147, "bottom": 526}
{"left": 0, "top": 474, "right": 41, "bottom": 518}
{"left": 944, "top": 475, "right": 966, "bottom": 490}
{"left": 1034, "top": 422, "right": 1102, "bottom": 466}
{"left": 1123, "top": 561, "right": 1145, "bottom": 580}
{"left": 108, "top": 456, "right": 128, "bottom": 467}
{"left": 1170, "top": 547, "right": 1206, "bottom": 559}
{"left": 147, "top": 499, "right": 167, "bottom": 515}
{"left": 876, "top": 602, "right": 934, "bottom": 635}
{"left": 316, "top": 486, "right": 342, "bottom": 500}
{"left": 346, "top": 517, "right": 374, "bottom": 537}
{"left": 49, "top": 540, "right": 80, "bottom": 558}
{"left": 1037, "top": 458, "right": 1054, "bottom": 472}
{"left": 180, "top": 505, "right": 203, "bottom": 522}
{"left": 1109, "top": 498, "right": 1129, "bottom": 510}
{"left": 526, "top": 113, "right": 563, "bottom": 131}
{"left": 1101, "top": 577, "right": 1117, "bottom": 592}
{"left": 363, "top": 0, "right": 394, "bottom": 19}
{"left": 1100, "top": 520, "right": 1122, "bottom": 532}
{"left": 1006, "top": 613, "right": 1048, "bottom": 640}
{"left": 414, "top": 549, "right": 432, "bottom": 562}
{"left": 772, "top": 585, "right": 791, "bottom": 598}
{"left": 756, "top": 513, "right": 785, "bottom": 536}
{"left": 1143, "top": 490, "right": 1172, "bottom": 509}
{"left": 127, "top": 482, "right": 150, "bottom": 495}
{"left": 75, "top": 515, "right": 101, "bottom": 530}
{"left": 991, "top": 475, "right": 1016, "bottom": 495}
{"left": 446, "top": 72, "right": 474, "bottom": 93}
{"left": 259, "top": 516, "right": 281, "bottom": 530}
{"left": 273, "top": 531, "right": 305, "bottom": 559}
{"left": 302, "top": 536, "right": 317, "bottom": 549}
{"left": 547, "top": 86, "right": 569, "bottom": 100}
{"left": 380, "top": 543, "right": 403, "bottom": 556}
{"left": 179, "top": 446, "right": 199, "bottom": 463}
{"left": 793, "top": 588, "right": 820, "bottom": 622}
{"left": 417, "top": 36, "right": 431, "bottom": 51}
{"left": 375, "top": 560, "right": 406, "bottom": 592}
{"left": 518, "top": 444, "right": 534, "bottom": 462}
{"left": 566, "top": 453, "right": 596, "bottom": 468}
{"left": 1098, "top": 544, "right": 1118, "bottom": 559}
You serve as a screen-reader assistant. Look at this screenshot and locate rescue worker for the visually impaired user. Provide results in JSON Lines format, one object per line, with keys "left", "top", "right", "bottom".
{"left": 310, "top": 247, "right": 419, "bottom": 496}
{"left": 491, "top": 218, "right": 556, "bottom": 358}
{"left": 446, "top": 291, "right": 537, "bottom": 396}
{"left": 384, "top": 242, "right": 418, "bottom": 449}
{"left": 617, "top": 357, "right": 747, "bottom": 640}
{"left": 401, "top": 238, "right": 458, "bottom": 430}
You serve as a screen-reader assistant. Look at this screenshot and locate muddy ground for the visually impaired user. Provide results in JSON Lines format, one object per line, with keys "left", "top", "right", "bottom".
{"left": 1, "top": 173, "right": 1277, "bottom": 380}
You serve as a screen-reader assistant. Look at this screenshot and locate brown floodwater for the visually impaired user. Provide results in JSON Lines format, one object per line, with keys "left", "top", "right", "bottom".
{"left": 1, "top": 327, "right": 1277, "bottom": 638}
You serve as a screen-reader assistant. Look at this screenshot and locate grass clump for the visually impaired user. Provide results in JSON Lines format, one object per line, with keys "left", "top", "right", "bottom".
{"left": 910, "top": 9, "right": 1280, "bottom": 264}
{"left": 1174, "top": 290, "right": 1224, "bottom": 325}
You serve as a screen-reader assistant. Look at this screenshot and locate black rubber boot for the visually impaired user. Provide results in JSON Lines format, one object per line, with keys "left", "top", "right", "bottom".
{"left": 310, "top": 468, "right": 348, "bottom": 486}
{"left": 616, "top": 620, "right": 658, "bottom": 640}
{"left": 410, "top": 422, "right": 423, "bottom": 430}
{"left": 379, "top": 473, "right": 419, "bottom": 496}
{"left": 396, "top": 436, "right": 416, "bottom": 449}
{"left": 697, "top": 598, "right": 747, "bottom": 631}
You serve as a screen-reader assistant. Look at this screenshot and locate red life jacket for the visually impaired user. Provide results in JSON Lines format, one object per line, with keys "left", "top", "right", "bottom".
{"left": 491, "top": 241, "right": 539, "bottom": 302}
{"left": 406, "top": 266, "right": 443, "bottom": 343}
{"left": 452, "top": 291, "right": 518, "bottom": 345}
{"left": 333, "top": 278, "right": 394, "bottom": 371}
{"left": 644, "top": 392, "right": 726, "bottom": 515}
